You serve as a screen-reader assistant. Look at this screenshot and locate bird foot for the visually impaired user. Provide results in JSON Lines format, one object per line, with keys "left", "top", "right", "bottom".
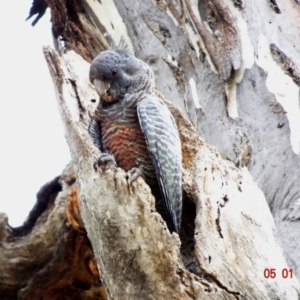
{"left": 93, "top": 153, "right": 117, "bottom": 172}
{"left": 126, "top": 167, "right": 143, "bottom": 186}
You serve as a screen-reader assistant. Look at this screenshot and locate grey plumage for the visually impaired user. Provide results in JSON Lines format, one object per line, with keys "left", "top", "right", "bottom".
{"left": 88, "top": 117, "right": 102, "bottom": 150}
{"left": 89, "top": 49, "right": 182, "bottom": 233}
{"left": 138, "top": 96, "right": 182, "bottom": 232}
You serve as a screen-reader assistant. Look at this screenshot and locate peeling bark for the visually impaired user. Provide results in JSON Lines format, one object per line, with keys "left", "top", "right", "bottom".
{"left": 267, "top": 0, "right": 282, "bottom": 14}
{"left": 0, "top": 163, "right": 107, "bottom": 299}
{"left": 41, "top": 46, "right": 299, "bottom": 299}
{"left": 188, "top": 0, "right": 242, "bottom": 81}
{"left": 270, "top": 43, "right": 300, "bottom": 87}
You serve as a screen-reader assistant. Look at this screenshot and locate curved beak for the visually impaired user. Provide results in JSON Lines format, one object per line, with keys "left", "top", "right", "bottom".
{"left": 93, "top": 79, "right": 110, "bottom": 97}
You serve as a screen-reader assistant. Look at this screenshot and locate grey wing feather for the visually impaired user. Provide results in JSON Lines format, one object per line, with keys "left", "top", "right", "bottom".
{"left": 137, "top": 95, "right": 182, "bottom": 233}
{"left": 88, "top": 117, "right": 102, "bottom": 151}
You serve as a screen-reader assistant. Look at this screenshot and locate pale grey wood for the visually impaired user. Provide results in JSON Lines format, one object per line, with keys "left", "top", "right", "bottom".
{"left": 77, "top": 0, "right": 300, "bottom": 279}
{"left": 44, "top": 46, "right": 300, "bottom": 299}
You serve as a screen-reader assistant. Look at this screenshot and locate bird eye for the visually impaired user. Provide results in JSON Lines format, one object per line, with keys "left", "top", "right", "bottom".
{"left": 112, "top": 69, "right": 117, "bottom": 76}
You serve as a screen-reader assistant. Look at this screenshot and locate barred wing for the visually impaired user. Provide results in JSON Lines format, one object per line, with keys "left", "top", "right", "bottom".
{"left": 137, "top": 95, "right": 182, "bottom": 233}
{"left": 88, "top": 117, "right": 102, "bottom": 151}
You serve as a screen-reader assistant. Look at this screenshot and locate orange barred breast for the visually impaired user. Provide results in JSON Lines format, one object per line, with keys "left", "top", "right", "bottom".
{"left": 101, "top": 120, "right": 150, "bottom": 171}
{"left": 97, "top": 104, "right": 161, "bottom": 201}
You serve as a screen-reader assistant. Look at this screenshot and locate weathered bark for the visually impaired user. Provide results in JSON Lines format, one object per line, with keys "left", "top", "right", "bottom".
{"left": 45, "top": 42, "right": 300, "bottom": 298}
{"left": 42, "top": 46, "right": 300, "bottom": 299}
{"left": 0, "top": 163, "right": 107, "bottom": 299}
{"left": 1, "top": 0, "right": 300, "bottom": 299}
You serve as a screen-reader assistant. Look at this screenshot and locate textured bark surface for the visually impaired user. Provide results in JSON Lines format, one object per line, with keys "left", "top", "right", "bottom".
{"left": 0, "top": 163, "right": 107, "bottom": 299}
{"left": 1, "top": 0, "right": 300, "bottom": 299}
{"left": 43, "top": 0, "right": 300, "bottom": 280}
{"left": 41, "top": 44, "right": 299, "bottom": 298}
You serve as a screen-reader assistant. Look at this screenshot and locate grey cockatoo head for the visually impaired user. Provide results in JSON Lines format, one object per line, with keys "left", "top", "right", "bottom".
{"left": 90, "top": 49, "right": 155, "bottom": 103}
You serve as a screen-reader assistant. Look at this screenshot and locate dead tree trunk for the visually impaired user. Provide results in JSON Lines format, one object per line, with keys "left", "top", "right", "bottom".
{"left": 1, "top": 0, "right": 300, "bottom": 299}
